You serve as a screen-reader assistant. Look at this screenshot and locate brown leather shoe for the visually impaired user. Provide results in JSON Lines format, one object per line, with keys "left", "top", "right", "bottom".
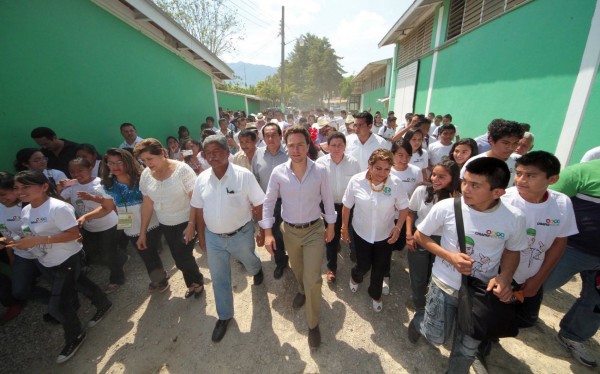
{"left": 292, "top": 293, "right": 306, "bottom": 309}
{"left": 308, "top": 325, "right": 321, "bottom": 349}
{"left": 326, "top": 270, "right": 336, "bottom": 283}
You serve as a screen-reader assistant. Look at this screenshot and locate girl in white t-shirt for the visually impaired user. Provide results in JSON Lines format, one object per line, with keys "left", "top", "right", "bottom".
{"left": 406, "top": 159, "right": 460, "bottom": 313}
{"left": 404, "top": 129, "right": 429, "bottom": 182}
{"left": 61, "top": 158, "right": 125, "bottom": 294}
{"left": 75, "top": 143, "right": 102, "bottom": 178}
{"left": 14, "top": 148, "right": 67, "bottom": 188}
{"left": 10, "top": 170, "right": 111, "bottom": 364}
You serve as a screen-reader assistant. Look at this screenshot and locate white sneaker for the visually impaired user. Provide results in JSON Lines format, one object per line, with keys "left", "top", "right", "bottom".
{"left": 382, "top": 277, "right": 390, "bottom": 295}
{"left": 557, "top": 333, "right": 597, "bottom": 368}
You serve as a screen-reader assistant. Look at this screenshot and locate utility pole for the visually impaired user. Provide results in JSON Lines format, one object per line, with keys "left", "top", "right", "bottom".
{"left": 280, "top": 6, "right": 285, "bottom": 112}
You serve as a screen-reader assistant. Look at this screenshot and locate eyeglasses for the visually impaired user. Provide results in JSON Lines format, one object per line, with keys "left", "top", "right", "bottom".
{"left": 107, "top": 161, "right": 124, "bottom": 167}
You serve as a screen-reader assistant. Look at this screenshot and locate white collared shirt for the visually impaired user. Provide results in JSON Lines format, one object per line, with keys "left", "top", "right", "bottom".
{"left": 345, "top": 133, "right": 391, "bottom": 171}
{"left": 342, "top": 172, "right": 409, "bottom": 243}
{"left": 259, "top": 159, "right": 337, "bottom": 228}
{"left": 119, "top": 136, "right": 143, "bottom": 149}
{"left": 191, "top": 163, "right": 265, "bottom": 234}
{"left": 316, "top": 154, "right": 361, "bottom": 204}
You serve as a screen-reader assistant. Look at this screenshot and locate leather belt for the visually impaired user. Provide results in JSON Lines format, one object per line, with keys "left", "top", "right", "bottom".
{"left": 284, "top": 218, "right": 320, "bottom": 229}
{"left": 215, "top": 224, "right": 246, "bottom": 238}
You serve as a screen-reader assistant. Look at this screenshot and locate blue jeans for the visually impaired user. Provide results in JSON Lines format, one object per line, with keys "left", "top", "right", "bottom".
{"left": 11, "top": 255, "right": 48, "bottom": 302}
{"left": 413, "top": 281, "right": 480, "bottom": 374}
{"left": 206, "top": 221, "right": 261, "bottom": 320}
{"left": 544, "top": 244, "right": 600, "bottom": 342}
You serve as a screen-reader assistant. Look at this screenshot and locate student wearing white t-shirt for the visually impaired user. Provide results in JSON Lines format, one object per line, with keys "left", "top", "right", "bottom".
{"left": 427, "top": 124, "right": 455, "bottom": 169}
{"left": 381, "top": 139, "right": 424, "bottom": 294}
{"left": 78, "top": 148, "right": 168, "bottom": 292}
{"left": 342, "top": 149, "right": 409, "bottom": 312}
{"left": 61, "top": 158, "right": 125, "bottom": 294}
{"left": 408, "top": 157, "right": 528, "bottom": 373}
{"left": 405, "top": 159, "right": 461, "bottom": 314}
{"left": 135, "top": 138, "right": 204, "bottom": 299}
{"left": 10, "top": 171, "right": 111, "bottom": 364}
{"left": 14, "top": 148, "right": 67, "bottom": 187}
{"left": 75, "top": 144, "right": 102, "bottom": 178}
{"left": 460, "top": 119, "right": 524, "bottom": 187}
{"left": 405, "top": 129, "right": 429, "bottom": 182}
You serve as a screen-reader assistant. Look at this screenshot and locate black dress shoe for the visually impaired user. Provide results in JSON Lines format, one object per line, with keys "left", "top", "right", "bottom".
{"left": 292, "top": 293, "right": 306, "bottom": 309}
{"left": 308, "top": 325, "right": 321, "bottom": 349}
{"left": 253, "top": 269, "right": 264, "bottom": 285}
{"left": 273, "top": 265, "right": 286, "bottom": 280}
{"left": 211, "top": 319, "right": 231, "bottom": 342}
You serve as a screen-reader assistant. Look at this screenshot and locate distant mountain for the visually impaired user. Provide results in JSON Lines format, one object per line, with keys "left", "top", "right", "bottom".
{"left": 227, "top": 62, "right": 277, "bottom": 87}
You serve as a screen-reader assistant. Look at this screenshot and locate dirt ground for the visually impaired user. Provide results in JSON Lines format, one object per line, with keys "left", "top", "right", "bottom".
{"left": 1, "top": 242, "right": 599, "bottom": 374}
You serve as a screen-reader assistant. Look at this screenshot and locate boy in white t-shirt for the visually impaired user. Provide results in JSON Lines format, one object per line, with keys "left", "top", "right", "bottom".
{"left": 461, "top": 119, "right": 524, "bottom": 187}
{"left": 408, "top": 157, "right": 528, "bottom": 374}
{"left": 427, "top": 124, "right": 456, "bottom": 169}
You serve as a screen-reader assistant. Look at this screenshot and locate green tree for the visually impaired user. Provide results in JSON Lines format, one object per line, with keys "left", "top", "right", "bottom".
{"left": 153, "top": 0, "right": 243, "bottom": 57}
{"left": 285, "top": 34, "right": 345, "bottom": 107}
{"left": 339, "top": 75, "right": 355, "bottom": 100}
{"left": 255, "top": 74, "right": 293, "bottom": 107}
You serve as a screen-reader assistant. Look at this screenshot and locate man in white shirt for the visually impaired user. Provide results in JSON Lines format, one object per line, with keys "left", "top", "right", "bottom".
{"left": 581, "top": 145, "right": 600, "bottom": 162}
{"left": 345, "top": 112, "right": 390, "bottom": 171}
{"left": 192, "top": 135, "right": 265, "bottom": 343}
{"left": 409, "top": 157, "right": 528, "bottom": 373}
{"left": 316, "top": 133, "right": 361, "bottom": 282}
{"left": 260, "top": 125, "right": 336, "bottom": 349}
{"left": 119, "top": 123, "right": 143, "bottom": 150}
{"left": 513, "top": 132, "right": 534, "bottom": 157}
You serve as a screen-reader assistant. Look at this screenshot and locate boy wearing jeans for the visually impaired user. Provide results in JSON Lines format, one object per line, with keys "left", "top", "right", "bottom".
{"left": 408, "top": 157, "right": 528, "bottom": 374}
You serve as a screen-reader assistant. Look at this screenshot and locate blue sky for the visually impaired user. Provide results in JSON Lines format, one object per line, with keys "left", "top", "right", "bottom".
{"left": 220, "top": 0, "right": 413, "bottom": 76}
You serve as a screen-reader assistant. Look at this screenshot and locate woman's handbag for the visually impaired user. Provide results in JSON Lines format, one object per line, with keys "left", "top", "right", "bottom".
{"left": 454, "top": 198, "right": 519, "bottom": 341}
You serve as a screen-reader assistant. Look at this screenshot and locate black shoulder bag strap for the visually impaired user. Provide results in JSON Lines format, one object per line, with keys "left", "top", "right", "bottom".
{"left": 454, "top": 197, "right": 468, "bottom": 287}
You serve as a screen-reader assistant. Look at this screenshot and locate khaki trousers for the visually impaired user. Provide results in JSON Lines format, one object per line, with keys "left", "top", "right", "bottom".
{"left": 281, "top": 219, "right": 325, "bottom": 329}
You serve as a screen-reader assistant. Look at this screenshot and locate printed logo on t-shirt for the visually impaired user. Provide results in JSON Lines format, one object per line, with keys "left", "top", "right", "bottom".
{"left": 30, "top": 217, "right": 48, "bottom": 224}
{"left": 402, "top": 177, "right": 417, "bottom": 183}
{"left": 537, "top": 218, "right": 560, "bottom": 227}
{"left": 6, "top": 215, "right": 19, "bottom": 222}
{"left": 474, "top": 229, "right": 505, "bottom": 239}
{"left": 383, "top": 187, "right": 391, "bottom": 196}
{"left": 523, "top": 227, "right": 544, "bottom": 268}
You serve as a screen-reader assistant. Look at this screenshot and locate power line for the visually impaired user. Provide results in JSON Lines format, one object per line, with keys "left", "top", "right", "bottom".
{"left": 220, "top": 0, "right": 270, "bottom": 30}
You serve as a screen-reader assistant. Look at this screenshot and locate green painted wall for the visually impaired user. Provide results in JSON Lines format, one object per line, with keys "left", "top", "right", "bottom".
{"left": 247, "top": 99, "right": 261, "bottom": 115}
{"left": 421, "top": 0, "right": 595, "bottom": 156}
{"left": 362, "top": 87, "right": 387, "bottom": 114}
{"left": 414, "top": 56, "right": 433, "bottom": 114}
{"left": 0, "top": 0, "right": 218, "bottom": 171}
{"left": 217, "top": 91, "right": 247, "bottom": 113}
{"left": 572, "top": 72, "right": 600, "bottom": 164}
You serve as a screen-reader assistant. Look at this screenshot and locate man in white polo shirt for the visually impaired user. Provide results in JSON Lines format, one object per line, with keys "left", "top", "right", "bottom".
{"left": 119, "top": 123, "right": 143, "bottom": 150}
{"left": 191, "top": 135, "right": 266, "bottom": 343}
{"left": 345, "top": 111, "right": 390, "bottom": 171}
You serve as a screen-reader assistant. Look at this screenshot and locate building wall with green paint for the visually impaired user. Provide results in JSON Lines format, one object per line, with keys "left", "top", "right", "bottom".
{"left": 361, "top": 87, "right": 387, "bottom": 114}
{"left": 416, "top": 0, "right": 595, "bottom": 158}
{"left": 217, "top": 91, "right": 247, "bottom": 113}
{"left": 0, "top": 0, "right": 219, "bottom": 171}
{"left": 572, "top": 72, "right": 600, "bottom": 163}
{"left": 247, "top": 99, "right": 262, "bottom": 115}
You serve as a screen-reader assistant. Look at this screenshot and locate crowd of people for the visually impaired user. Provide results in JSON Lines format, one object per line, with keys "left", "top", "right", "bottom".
{"left": 0, "top": 107, "right": 599, "bottom": 373}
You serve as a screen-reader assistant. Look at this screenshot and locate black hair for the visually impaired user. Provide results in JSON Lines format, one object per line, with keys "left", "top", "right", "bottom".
{"left": 30, "top": 127, "right": 56, "bottom": 139}
{"left": 14, "top": 170, "right": 60, "bottom": 199}
{"left": 354, "top": 111, "right": 374, "bottom": 125}
{"left": 238, "top": 129, "right": 257, "bottom": 142}
{"left": 519, "top": 122, "right": 531, "bottom": 132}
{"left": 390, "top": 139, "right": 413, "bottom": 157}
{"left": 201, "top": 129, "right": 216, "bottom": 142}
{"left": 515, "top": 150, "right": 561, "bottom": 178}
{"left": 206, "top": 116, "right": 215, "bottom": 123}
{"left": 449, "top": 138, "right": 479, "bottom": 166}
{"left": 75, "top": 143, "right": 100, "bottom": 160}
{"left": 488, "top": 119, "right": 525, "bottom": 143}
{"left": 437, "top": 124, "right": 456, "bottom": 135}
{"left": 178, "top": 126, "right": 190, "bottom": 138}
{"left": 414, "top": 115, "right": 431, "bottom": 128}
{"left": 403, "top": 129, "right": 425, "bottom": 156}
{"left": 262, "top": 123, "right": 282, "bottom": 137}
{"left": 443, "top": 114, "right": 453, "bottom": 121}
{"left": 465, "top": 157, "right": 510, "bottom": 190}
{"left": 327, "top": 132, "right": 346, "bottom": 145}
{"left": 101, "top": 148, "right": 142, "bottom": 189}
{"left": 120, "top": 122, "right": 136, "bottom": 131}
{"left": 0, "top": 172, "right": 15, "bottom": 190}
{"left": 14, "top": 148, "right": 43, "bottom": 172}
{"left": 425, "top": 159, "right": 461, "bottom": 204}
{"left": 387, "top": 116, "right": 397, "bottom": 123}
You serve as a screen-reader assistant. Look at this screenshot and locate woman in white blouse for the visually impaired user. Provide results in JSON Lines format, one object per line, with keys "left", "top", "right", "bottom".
{"left": 341, "top": 149, "right": 409, "bottom": 312}
{"left": 134, "top": 139, "right": 204, "bottom": 299}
